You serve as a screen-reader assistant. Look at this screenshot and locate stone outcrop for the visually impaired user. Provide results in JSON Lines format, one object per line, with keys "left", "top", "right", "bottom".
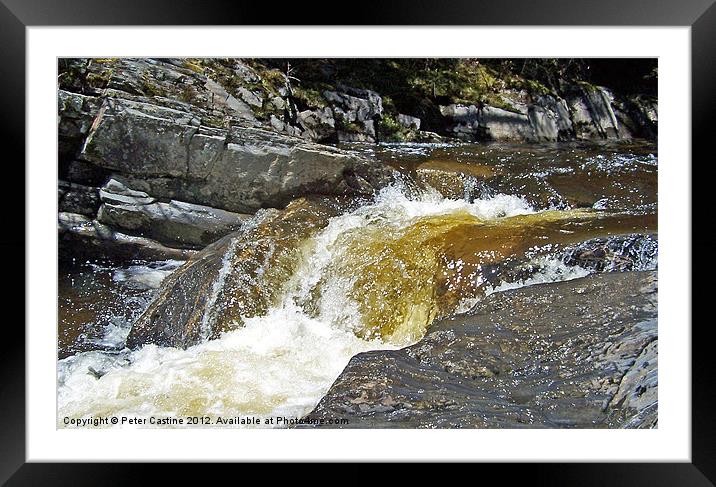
{"left": 60, "top": 91, "right": 393, "bottom": 210}
{"left": 57, "top": 60, "right": 395, "bottom": 260}
{"left": 439, "top": 87, "right": 656, "bottom": 143}
{"left": 303, "top": 271, "right": 658, "bottom": 428}
{"left": 75, "top": 95, "right": 392, "bottom": 214}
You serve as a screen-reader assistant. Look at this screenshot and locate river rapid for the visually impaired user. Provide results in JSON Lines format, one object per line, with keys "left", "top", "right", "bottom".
{"left": 57, "top": 141, "right": 657, "bottom": 427}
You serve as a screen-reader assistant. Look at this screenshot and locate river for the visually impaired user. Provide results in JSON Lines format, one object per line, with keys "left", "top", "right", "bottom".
{"left": 57, "top": 140, "right": 657, "bottom": 427}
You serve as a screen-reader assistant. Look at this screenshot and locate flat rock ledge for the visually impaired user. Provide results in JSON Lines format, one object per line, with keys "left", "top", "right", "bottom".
{"left": 60, "top": 90, "right": 394, "bottom": 215}
{"left": 59, "top": 212, "right": 196, "bottom": 261}
{"left": 302, "top": 270, "right": 657, "bottom": 429}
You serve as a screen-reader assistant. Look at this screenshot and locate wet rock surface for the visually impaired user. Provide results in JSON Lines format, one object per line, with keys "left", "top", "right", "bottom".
{"left": 127, "top": 197, "right": 345, "bottom": 349}
{"left": 303, "top": 270, "right": 657, "bottom": 428}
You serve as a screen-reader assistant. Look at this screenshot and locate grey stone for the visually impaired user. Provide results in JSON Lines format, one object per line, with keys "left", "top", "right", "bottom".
{"left": 269, "top": 114, "right": 286, "bottom": 132}
{"left": 440, "top": 104, "right": 535, "bottom": 141}
{"left": 324, "top": 88, "right": 383, "bottom": 123}
{"left": 96, "top": 179, "right": 251, "bottom": 249}
{"left": 238, "top": 87, "right": 263, "bottom": 108}
{"left": 269, "top": 96, "right": 286, "bottom": 111}
{"left": 204, "top": 78, "right": 256, "bottom": 121}
{"left": 58, "top": 212, "right": 196, "bottom": 261}
{"left": 78, "top": 97, "right": 394, "bottom": 213}
{"left": 397, "top": 113, "right": 421, "bottom": 130}
{"left": 303, "top": 271, "right": 658, "bottom": 429}
{"left": 58, "top": 181, "right": 100, "bottom": 216}
{"left": 478, "top": 106, "right": 535, "bottom": 141}
{"left": 296, "top": 107, "right": 336, "bottom": 141}
{"left": 580, "top": 85, "right": 621, "bottom": 139}
{"left": 99, "top": 178, "right": 155, "bottom": 205}
{"left": 534, "top": 95, "right": 573, "bottom": 134}
{"left": 528, "top": 106, "right": 560, "bottom": 141}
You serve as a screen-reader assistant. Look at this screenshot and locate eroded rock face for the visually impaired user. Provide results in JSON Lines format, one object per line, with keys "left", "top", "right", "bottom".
{"left": 303, "top": 271, "right": 657, "bottom": 428}
{"left": 440, "top": 87, "right": 657, "bottom": 143}
{"left": 76, "top": 95, "right": 393, "bottom": 214}
{"left": 126, "top": 197, "right": 345, "bottom": 349}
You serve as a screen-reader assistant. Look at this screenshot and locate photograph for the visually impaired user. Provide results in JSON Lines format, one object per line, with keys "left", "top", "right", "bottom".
{"left": 56, "top": 57, "right": 659, "bottom": 429}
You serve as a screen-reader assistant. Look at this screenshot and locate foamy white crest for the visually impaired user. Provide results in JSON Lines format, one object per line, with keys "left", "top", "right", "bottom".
{"left": 370, "top": 182, "right": 534, "bottom": 223}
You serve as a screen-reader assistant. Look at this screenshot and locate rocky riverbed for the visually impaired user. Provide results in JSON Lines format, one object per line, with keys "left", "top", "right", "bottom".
{"left": 57, "top": 58, "right": 658, "bottom": 428}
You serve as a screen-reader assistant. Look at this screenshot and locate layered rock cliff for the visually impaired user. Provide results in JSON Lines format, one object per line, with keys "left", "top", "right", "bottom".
{"left": 58, "top": 59, "right": 395, "bottom": 259}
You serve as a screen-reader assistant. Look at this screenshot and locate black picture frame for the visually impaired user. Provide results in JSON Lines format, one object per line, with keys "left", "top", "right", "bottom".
{"left": 1, "top": 0, "right": 709, "bottom": 481}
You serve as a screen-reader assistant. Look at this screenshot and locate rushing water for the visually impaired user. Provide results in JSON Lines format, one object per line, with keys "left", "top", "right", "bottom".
{"left": 57, "top": 141, "right": 657, "bottom": 427}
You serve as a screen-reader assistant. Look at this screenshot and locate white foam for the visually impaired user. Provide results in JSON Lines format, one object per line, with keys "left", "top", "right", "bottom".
{"left": 58, "top": 302, "right": 394, "bottom": 426}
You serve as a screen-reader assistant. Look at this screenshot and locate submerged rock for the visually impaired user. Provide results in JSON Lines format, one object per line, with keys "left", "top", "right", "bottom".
{"left": 562, "top": 233, "right": 658, "bottom": 272}
{"left": 414, "top": 160, "right": 498, "bottom": 200}
{"left": 303, "top": 270, "right": 658, "bottom": 428}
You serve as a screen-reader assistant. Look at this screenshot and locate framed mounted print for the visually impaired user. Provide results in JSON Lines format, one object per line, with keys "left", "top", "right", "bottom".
{"left": 1, "top": 0, "right": 710, "bottom": 481}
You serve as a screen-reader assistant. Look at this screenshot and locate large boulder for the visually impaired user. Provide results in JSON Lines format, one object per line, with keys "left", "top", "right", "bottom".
{"left": 126, "top": 197, "right": 345, "bottom": 349}
{"left": 303, "top": 270, "right": 658, "bottom": 428}
{"left": 76, "top": 95, "right": 394, "bottom": 214}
